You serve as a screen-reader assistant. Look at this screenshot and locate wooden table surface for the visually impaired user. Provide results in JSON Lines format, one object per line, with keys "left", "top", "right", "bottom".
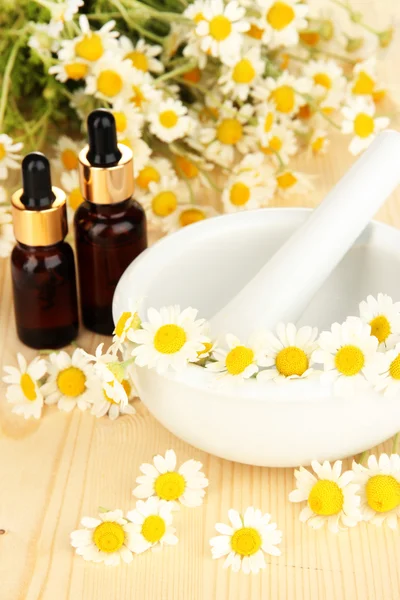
{"left": 1, "top": 2, "right": 400, "bottom": 598}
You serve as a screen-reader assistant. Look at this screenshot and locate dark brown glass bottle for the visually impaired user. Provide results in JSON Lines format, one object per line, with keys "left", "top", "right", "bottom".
{"left": 75, "top": 109, "right": 147, "bottom": 335}
{"left": 11, "top": 153, "right": 79, "bottom": 349}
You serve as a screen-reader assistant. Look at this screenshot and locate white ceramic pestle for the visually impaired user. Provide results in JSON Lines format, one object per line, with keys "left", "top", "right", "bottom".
{"left": 209, "top": 130, "right": 400, "bottom": 340}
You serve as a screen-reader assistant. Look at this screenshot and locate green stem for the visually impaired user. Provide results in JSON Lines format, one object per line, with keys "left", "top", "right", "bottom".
{"left": 119, "top": 357, "right": 136, "bottom": 369}
{"left": 357, "top": 450, "right": 368, "bottom": 465}
{"left": 329, "top": 0, "right": 380, "bottom": 36}
{"left": 392, "top": 432, "right": 399, "bottom": 455}
{"left": 109, "top": 0, "right": 165, "bottom": 43}
{"left": 301, "top": 43, "right": 357, "bottom": 65}
{"left": 175, "top": 78, "right": 222, "bottom": 108}
{"left": 0, "top": 34, "right": 26, "bottom": 131}
{"left": 297, "top": 92, "right": 341, "bottom": 130}
{"left": 155, "top": 59, "right": 197, "bottom": 84}
{"left": 123, "top": 0, "right": 190, "bottom": 23}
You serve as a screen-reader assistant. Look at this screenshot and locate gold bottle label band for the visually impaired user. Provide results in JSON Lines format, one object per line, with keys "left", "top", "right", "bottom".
{"left": 78, "top": 143, "right": 134, "bottom": 205}
{"left": 11, "top": 187, "right": 68, "bottom": 246}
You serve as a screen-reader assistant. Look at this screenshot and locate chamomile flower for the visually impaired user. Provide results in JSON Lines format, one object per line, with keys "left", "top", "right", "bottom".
{"left": 289, "top": 460, "right": 361, "bottom": 533}
{"left": 42, "top": 0, "right": 83, "bottom": 27}
{"left": 120, "top": 36, "right": 164, "bottom": 74}
{"left": 41, "top": 349, "right": 98, "bottom": 413}
{"left": 312, "top": 318, "right": 379, "bottom": 396}
{"left": 257, "top": 323, "right": 318, "bottom": 383}
{"left": 148, "top": 98, "right": 193, "bottom": 143}
{"left": 129, "top": 306, "right": 208, "bottom": 374}
{"left": 111, "top": 99, "right": 144, "bottom": 140}
{"left": 255, "top": 101, "right": 280, "bottom": 146}
{"left": 128, "top": 69, "right": 162, "bottom": 113}
{"left": 58, "top": 15, "right": 119, "bottom": 63}
{"left": 70, "top": 509, "right": 136, "bottom": 565}
{"left": 141, "top": 176, "right": 187, "bottom": 229}
{"left": 126, "top": 497, "right": 178, "bottom": 553}
{"left": 275, "top": 169, "right": 313, "bottom": 196}
{"left": 0, "top": 203, "right": 14, "bottom": 258}
{"left": 341, "top": 97, "right": 389, "bottom": 155}
{"left": 173, "top": 152, "right": 213, "bottom": 188}
{"left": 0, "top": 134, "right": 23, "bottom": 180}
{"left": 199, "top": 101, "right": 256, "bottom": 166}
{"left": 358, "top": 293, "right": 400, "bottom": 349}
{"left": 163, "top": 204, "right": 218, "bottom": 233}
{"left": 309, "top": 128, "right": 330, "bottom": 155}
{"left": 92, "top": 376, "right": 136, "bottom": 421}
{"left": 258, "top": 123, "right": 298, "bottom": 164}
{"left": 135, "top": 157, "right": 175, "bottom": 195}
{"left": 222, "top": 162, "right": 277, "bottom": 212}
{"left": 183, "top": 1, "right": 210, "bottom": 69}
{"left": 206, "top": 333, "right": 267, "bottom": 382}
{"left": 61, "top": 170, "right": 84, "bottom": 221}
{"left": 303, "top": 59, "right": 346, "bottom": 100}
{"left": 53, "top": 136, "right": 82, "bottom": 172}
{"left": 350, "top": 57, "right": 384, "bottom": 100}
{"left": 119, "top": 136, "right": 151, "bottom": 178}
{"left": 219, "top": 45, "right": 264, "bottom": 101}
{"left": 3, "top": 353, "right": 47, "bottom": 420}
{"left": 256, "top": 0, "right": 308, "bottom": 48}
{"left": 113, "top": 300, "right": 142, "bottom": 345}
{"left": 256, "top": 73, "right": 311, "bottom": 116}
{"left": 352, "top": 454, "right": 400, "bottom": 529}
{"left": 49, "top": 59, "right": 89, "bottom": 83}
{"left": 364, "top": 342, "right": 400, "bottom": 398}
{"left": 133, "top": 449, "right": 208, "bottom": 507}
{"left": 85, "top": 54, "right": 137, "bottom": 102}
{"left": 210, "top": 507, "right": 282, "bottom": 574}
{"left": 84, "top": 343, "right": 130, "bottom": 407}
{"left": 28, "top": 22, "right": 60, "bottom": 58}
{"left": 196, "top": 0, "right": 249, "bottom": 62}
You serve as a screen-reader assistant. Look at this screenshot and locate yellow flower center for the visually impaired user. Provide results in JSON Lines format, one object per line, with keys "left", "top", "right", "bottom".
{"left": 277, "top": 171, "right": 297, "bottom": 189}
{"left": 65, "top": 62, "right": 88, "bottom": 80}
{"left": 159, "top": 110, "right": 178, "bottom": 129}
{"left": 209, "top": 15, "right": 232, "bottom": 41}
{"left": 130, "top": 85, "right": 146, "bottom": 107}
{"left": 300, "top": 30, "right": 320, "bottom": 46}
{"left": 268, "top": 135, "right": 283, "bottom": 152}
{"left": 68, "top": 188, "right": 83, "bottom": 211}
{"left": 264, "top": 111, "right": 274, "bottom": 133}
{"left": 0, "top": 143, "right": 6, "bottom": 161}
{"left": 373, "top": 89, "right": 386, "bottom": 103}
{"left": 20, "top": 373, "right": 37, "bottom": 401}
{"left": 75, "top": 33, "right": 103, "bottom": 61}
{"left": 217, "top": 118, "right": 243, "bottom": 145}
{"left": 141, "top": 515, "right": 166, "bottom": 543}
{"left": 175, "top": 155, "right": 199, "bottom": 179}
{"left": 335, "top": 345, "right": 365, "bottom": 376}
{"left": 182, "top": 67, "right": 202, "bottom": 83}
{"left": 231, "top": 527, "right": 262, "bottom": 556}
{"left": 366, "top": 474, "right": 400, "bottom": 513}
{"left": 267, "top": 2, "right": 295, "bottom": 30}
{"left": 369, "top": 315, "right": 391, "bottom": 344}
{"left": 313, "top": 73, "right": 332, "bottom": 89}
{"left": 247, "top": 23, "right": 264, "bottom": 40}
{"left": 103, "top": 379, "right": 132, "bottom": 405}
{"left": 152, "top": 191, "right": 178, "bottom": 217}
{"left": 179, "top": 208, "right": 206, "bottom": 227}
{"left": 270, "top": 85, "right": 295, "bottom": 113}
{"left": 193, "top": 12, "right": 205, "bottom": 24}
{"left": 115, "top": 311, "right": 131, "bottom": 337}
{"left": 275, "top": 346, "right": 309, "bottom": 377}
{"left": 154, "top": 471, "right": 186, "bottom": 500}
{"left": 112, "top": 111, "right": 127, "bottom": 133}
{"left": 137, "top": 166, "right": 160, "bottom": 190}
{"left": 311, "top": 136, "right": 326, "bottom": 153}
{"left": 153, "top": 324, "right": 187, "bottom": 354}
{"left": 125, "top": 50, "right": 149, "bottom": 72}
{"left": 57, "top": 366, "right": 86, "bottom": 397}
{"left": 308, "top": 480, "right": 344, "bottom": 515}
{"left": 352, "top": 71, "right": 375, "bottom": 95}
{"left": 197, "top": 341, "right": 214, "bottom": 357}
{"left": 225, "top": 346, "right": 254, "bottom": 375}
{"left": 97, "top": 70, "right": 123, "bottom": 98}
{"left": 232, "top": 59, "right": 256, "bottom": 84}
{"left": 389, "top": 355, "right": 400, "bottom": 380}
{"left": 354, "top": 113, "right": 375, "bottom": 138}
{"left": 93, "top": 521, "right": 125, "bottom": 553}
{"left": 230, "top": 182, "right": 250, "bottom": 206}
{"left": 61, "top": 149, "right": 79, "bottom": 170}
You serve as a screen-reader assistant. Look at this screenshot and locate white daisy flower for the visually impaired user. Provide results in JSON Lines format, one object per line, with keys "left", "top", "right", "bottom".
{"left": 219, "top": 45, "right": 264, "bottom": 101}
{"left": 275, "top": 169, "right": 314, "bottom": 196}
{"left": 148, "top": 98, "right": 194, "bottom": 143}
{"left": 303, "top": 59, "right": 346, "bottom": 100}
{"left": 0, "top": 134, "right": 23, "bottom": 180}
{"left": 28, "top": 22, "right": 60, "bottom": 58}
{"left": 120, "top": 36, "right": 164, "bottom": 74}
{"left": 222, "top": 162, "right": 277, "bottom": 212}
{"left": 289, "top": 460, "right": 361, "bottom": 533}
{"left": 206, "top": 333, "right": 267, "bottom": 382}
{"left": 198, "top": 101, "right": 256, "bottom": 166}
{"left": 309, "top": 128, "right": 330, "bottom": 155}
{"left": 69, "top": 89, "right": 95, "bottom": 122}
{"left": 257, "top": 323, "right": 318, "bottom": 383}
{"left": 58, "top": 15, "right": 119, "bottom": 63}
{"left": 129, "top": 306, "right": 208, "bottom": 375}
{"left": 255, "top": 72, "right": 311, "bottom": 117}
{"left": 341, "top": 97, "right": 389, "bottom": 155}
{"left": 111, "top": 99, "right": 144, "bottom": 140}
{"left": 83, "top": 343, "right": 129, "bottom": 407}
{"left": 163, "top": 204, "right": 218, "bottom": 233}
{"left": 255, "top": 101, "right": 280, "bottom": 147}
{"left": 141, "top": 175, "right": 188, "bottom": 230}
{"left": 350, "top": 57, "right": 384, "bottom": 99}
{"left": 126, "top": 497, "right": 178, "bottom": 553}
{"left": 210, "top": 507, "right": 282, "bottom": 574}
{"left": 133, "top": 449, "right": 208, "bottom": 507}
{"left": 135, "top": 157, "right": 175, "bottom": 195}
{"left": 172, "top": 151, "right": 213, "bottom": 188}
{"left": 352, "top": 454, "right": 400, "bottom": 529}
{"left": 91, "top": 375, "right": 137, "bottom": 421}
{"left": 183, "top": 0, "right": 211, "bottom": 69}
{"left": 117, "top": 136, "right": 152, "bottom": 178}
{"left": 363, "top": 342, "right": 400, "bottom": 398}
{"left": 312, "top": 318, "right": 380, "bottom": 396}
{"left": 2, "top": 353, "right": 47, "bottom": 420}
{"left": 319, "top": 88, "right": 345, "bottom": 116}
{"left": 128, "top": 69, "right": 162, "bottom": 113}
{"left": 258, "top": 123, "right": 298, "bottom": 164}
{"left": 41, "top": 0, "right": 83, "bottom": 26}
{"left": 196, "top": 0, "right": 249, "bottom": 62}
{"left": 53, "top": 136, "right": 82, "bottom": 172}
{"left": 358, "top": 293, "right": 400, "bottom": 349}
{"left": 85, "top": 54, "right": 137, "bottom": 102}
{"left": 60, "top": 170, "right": 84, "bottom": 222}
{"left": 256, "top": 0, "right": 308, "bottom": 48}
{"left": 0, "top": 202, "right": 14, "bottom": 258}
{"left": 70, "top": 509, "right": 136, "bottom": 565}
{"left": 49, "top": 59, "right": 90, "bottom": 83}
{"left": 41, "top": 349, "right": 99, "bottom": 413}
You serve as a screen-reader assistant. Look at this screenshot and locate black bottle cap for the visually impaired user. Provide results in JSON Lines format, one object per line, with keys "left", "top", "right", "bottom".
{"left": 20, "top": 152, "right": 56, "bottom": 210}
{"left": 86, "top": 109, "right": 122, "bottom": 168}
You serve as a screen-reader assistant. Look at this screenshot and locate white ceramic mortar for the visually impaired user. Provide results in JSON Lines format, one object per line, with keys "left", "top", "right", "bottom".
{"left": 113, "top": 208, "right": 400, "bottom": 467}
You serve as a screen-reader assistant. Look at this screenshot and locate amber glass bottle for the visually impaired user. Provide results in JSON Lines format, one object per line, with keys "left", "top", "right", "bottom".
{"left": 11, "top": 153, "right": 79, "bottom": 349}
{"left": 75, "top": 110, "right": 147, "bottom": 335}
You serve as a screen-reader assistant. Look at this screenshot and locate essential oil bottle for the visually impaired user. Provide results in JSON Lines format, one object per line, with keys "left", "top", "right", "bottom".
{"left": 75, "top": 109, "right": 147, "bottom": 335}
{"left": 11, "top": 152, "right": 79, "bottom": 349}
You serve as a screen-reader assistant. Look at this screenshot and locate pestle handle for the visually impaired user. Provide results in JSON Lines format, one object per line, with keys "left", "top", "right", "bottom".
{"left": 210, "top": 130, "right": 400, "bottom": 340}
